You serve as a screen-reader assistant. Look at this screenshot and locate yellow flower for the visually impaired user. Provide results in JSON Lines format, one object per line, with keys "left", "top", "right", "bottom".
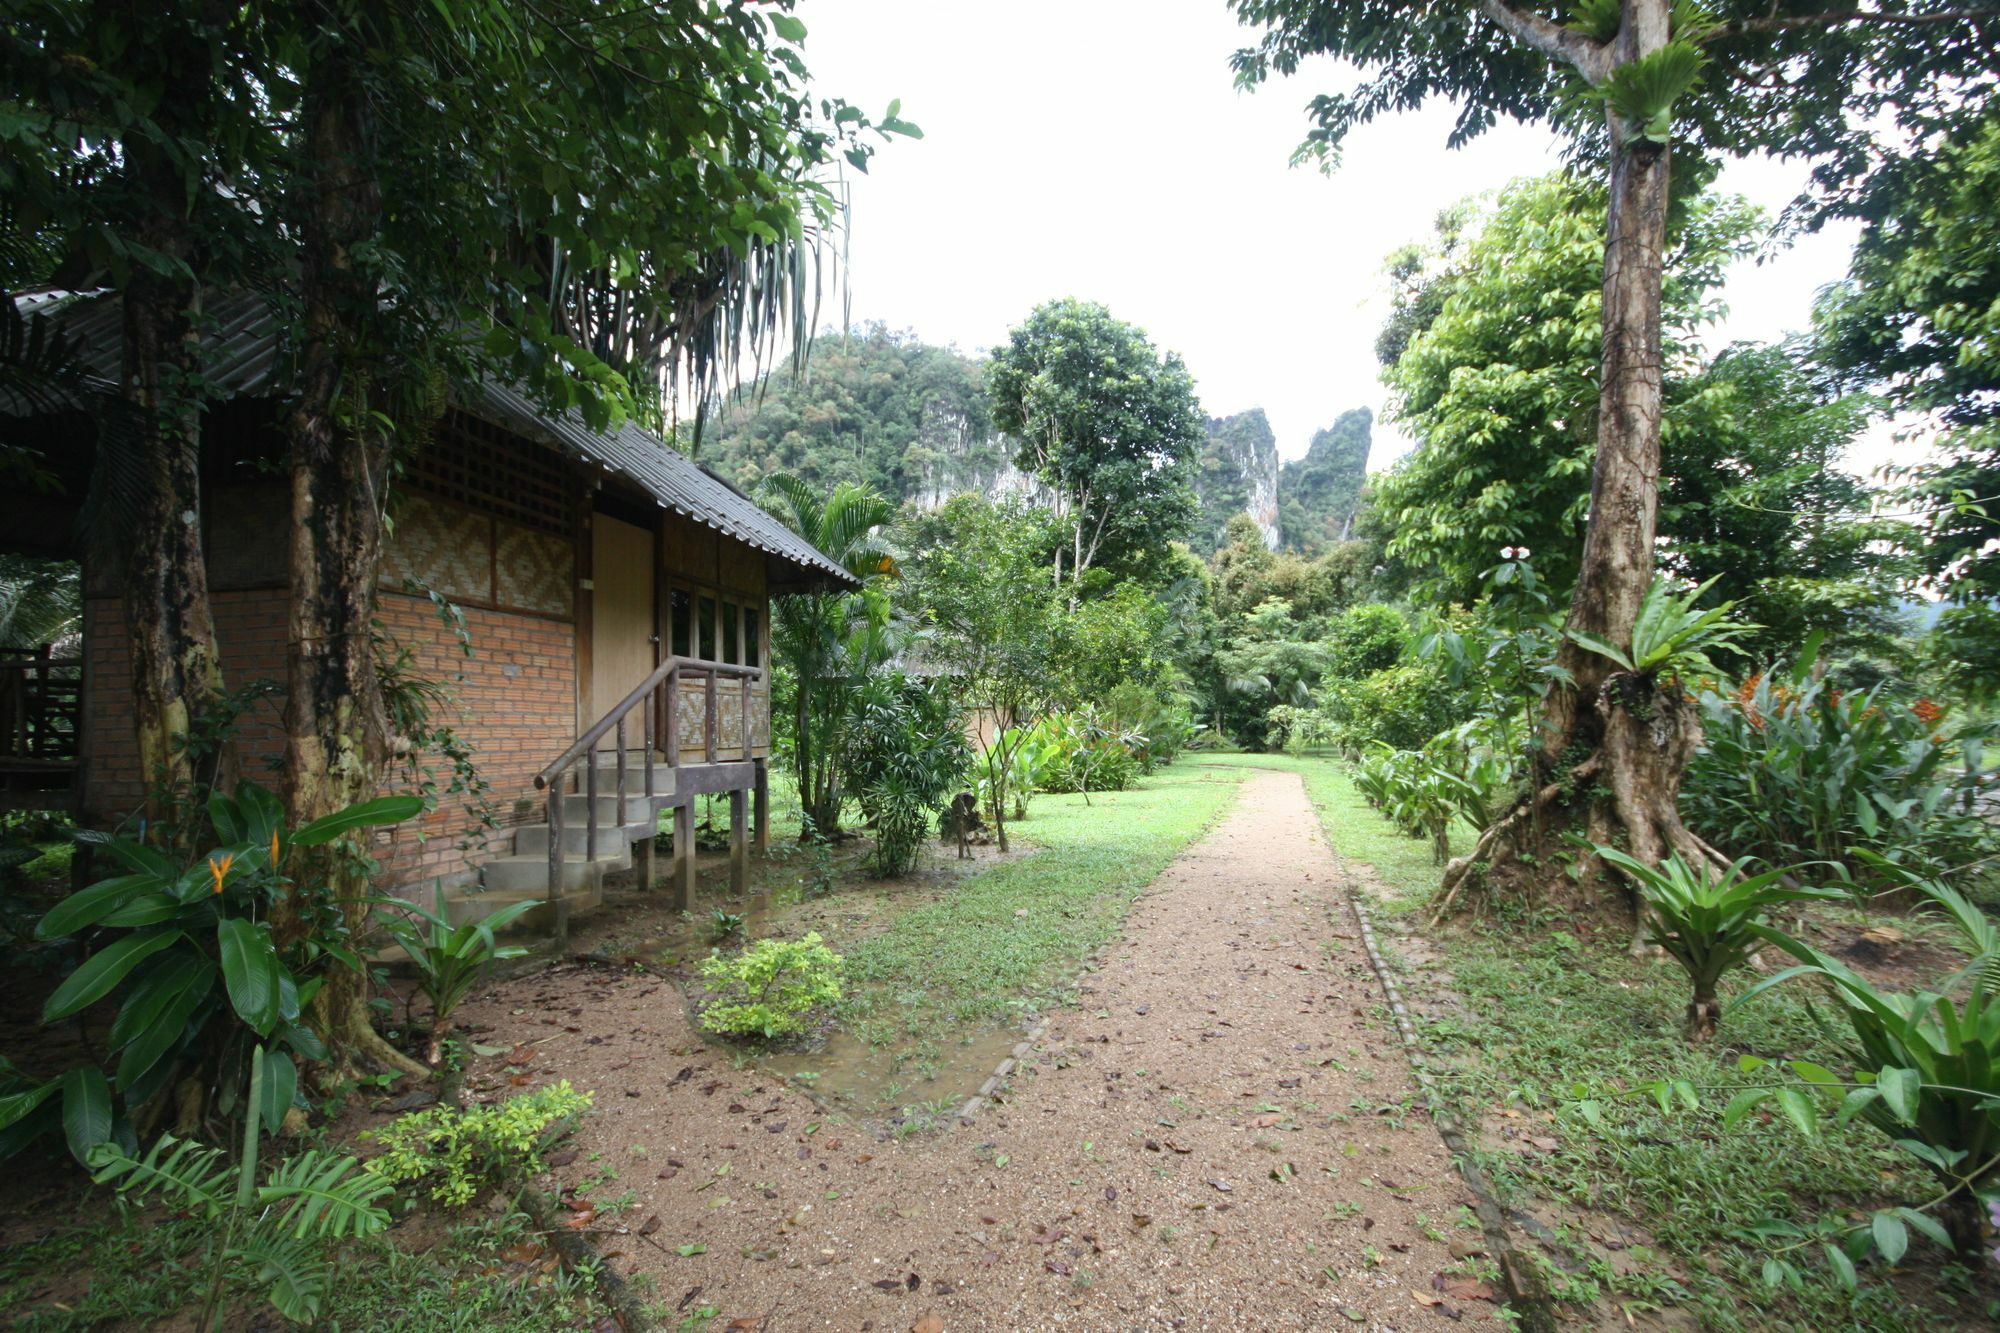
{"left": 269, "top": 829, "right": 282, "bottom": 871}
{"left": 209, "top": 853, "right": 235, "bottom": 896}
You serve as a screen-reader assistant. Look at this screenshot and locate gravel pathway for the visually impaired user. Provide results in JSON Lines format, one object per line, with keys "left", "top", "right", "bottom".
{"left": 456, "top": 768, "right": 1488, "bottom": 1330}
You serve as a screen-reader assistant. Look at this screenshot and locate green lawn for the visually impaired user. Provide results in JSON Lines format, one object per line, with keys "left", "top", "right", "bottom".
{"left": 1185, "top": 751, "right": 1992, "bottom": 1332}
{"left": 836, "top": 761, "right": 1243, "bottom": 1047}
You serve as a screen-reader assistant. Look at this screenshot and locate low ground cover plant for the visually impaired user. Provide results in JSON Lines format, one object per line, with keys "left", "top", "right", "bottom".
{"left": 697, "top": 932, "right": 845, "bottom": 1041}
{"left": 363, "top": 1081, "right": 592, "bottom": 1207}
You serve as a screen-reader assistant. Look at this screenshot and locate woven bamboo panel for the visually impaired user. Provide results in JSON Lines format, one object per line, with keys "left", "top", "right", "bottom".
{"left": 381, "top": 493, "right": 490, "bottom": 602}
{"left": 495, "top": 520, "right": 572, "bottom": 615}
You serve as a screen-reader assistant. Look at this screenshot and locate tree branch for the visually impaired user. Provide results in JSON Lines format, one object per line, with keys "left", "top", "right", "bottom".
{"left": 1707, "top": 6, "right": 1995, "bottom": 36}
{"left": 1475, "top": 0, "right": 1612, "bottom": 83}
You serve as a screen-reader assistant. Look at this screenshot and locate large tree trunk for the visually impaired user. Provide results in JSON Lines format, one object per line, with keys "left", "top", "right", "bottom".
{"left": 1437, "top": 2, "right": 1726, "bottom": 940}
{"left": 276, "top": 16, "right": 421, "bottom": 1080}
{"left": 117, "top": 29, "right": 226, "bottom": 846}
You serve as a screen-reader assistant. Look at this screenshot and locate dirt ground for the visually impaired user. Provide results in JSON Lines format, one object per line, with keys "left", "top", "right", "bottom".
{"left": 450, "top": 769, "right": 1491, "bottom": 1331}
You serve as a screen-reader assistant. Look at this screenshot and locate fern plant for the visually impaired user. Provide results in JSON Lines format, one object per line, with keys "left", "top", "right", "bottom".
{"left": 87, "top": 1045, "right": 392, "bottom": 1328}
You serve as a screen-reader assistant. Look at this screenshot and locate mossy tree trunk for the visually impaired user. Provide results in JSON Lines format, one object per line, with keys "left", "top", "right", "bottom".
{"left": 274, "top": 12, "right": 422, "bottom": 1081}
{"left": 117, "top": 21, "right": 226, "bottom": 845}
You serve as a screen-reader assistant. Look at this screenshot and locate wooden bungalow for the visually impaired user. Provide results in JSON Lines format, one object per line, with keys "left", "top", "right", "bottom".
{"left": 1, "top": 291, "right": 852, "bottom": 932}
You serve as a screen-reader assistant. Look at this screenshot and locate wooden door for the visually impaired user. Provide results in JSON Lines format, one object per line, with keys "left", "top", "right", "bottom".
{"left": 588, "top": 514, "right": 655, "bottom": 730}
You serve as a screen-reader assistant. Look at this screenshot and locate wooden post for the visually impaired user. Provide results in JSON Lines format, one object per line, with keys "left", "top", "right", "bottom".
{"left": 671, "top": 798, "right": 695, "bottom": 912}
{"left": 729, "top": 787, "right": 748, "bottom": 897}
{"left": 634, "top": 828, "right": 656, "bottom": 893}
{"left": 752, "top": 758, "right": 769, "bottom": 853}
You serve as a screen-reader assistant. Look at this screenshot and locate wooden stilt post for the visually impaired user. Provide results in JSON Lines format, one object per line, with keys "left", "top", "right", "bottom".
{"left": 634, "top": 827, "right": 656, "bottom": 892}
{"left": 752, "top": 758, "right": 769, "bottom": 854}
{"left": 729, "top": 787, "right": 748, "bottom": 897}
{"left": 672, "top": 798, "right": 695, "bottom": 912}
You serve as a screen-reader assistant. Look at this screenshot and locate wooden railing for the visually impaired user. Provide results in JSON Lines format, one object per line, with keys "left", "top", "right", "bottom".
{"left": 531, "top": 655, "right": 761, "bottom": 929}
{"left": 1, "top": 647, "right": 82, "bottom": 766}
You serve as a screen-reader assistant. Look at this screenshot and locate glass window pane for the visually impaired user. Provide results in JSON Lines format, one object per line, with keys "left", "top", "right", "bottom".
{"left": 670, "top": 589, "right": 691, "bottom": 657}
{"left": 722, "top": 603, "right": 740, "bottom": 666}
{"left": 698, "top": 595, "right": 717, "bottom": 660}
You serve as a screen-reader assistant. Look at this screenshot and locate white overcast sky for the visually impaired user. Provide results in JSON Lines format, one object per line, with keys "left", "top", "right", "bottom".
{"left": 799, "top": 0, "right": 1870, "bottom": 472}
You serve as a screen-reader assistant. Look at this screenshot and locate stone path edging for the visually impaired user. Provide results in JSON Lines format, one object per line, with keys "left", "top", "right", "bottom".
{"left": 1344, "top": 886, "right": 1558, "bottom": 1332}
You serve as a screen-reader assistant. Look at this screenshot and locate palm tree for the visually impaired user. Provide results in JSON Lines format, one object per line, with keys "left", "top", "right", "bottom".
{"left": 763, "top": 476, "right": 896, "bottom": 840}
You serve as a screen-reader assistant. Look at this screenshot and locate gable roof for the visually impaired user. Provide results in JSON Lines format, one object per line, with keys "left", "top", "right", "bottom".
{"left": 12, "top": 290, "right": 856, "bottom": 588}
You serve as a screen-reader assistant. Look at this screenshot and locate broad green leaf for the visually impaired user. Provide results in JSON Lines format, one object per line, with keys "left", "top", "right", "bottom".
{"left": 1870, "top": 1212, "right": 1908, "bottom": 1265}
{"left": 60, "top": 1066, "right": 112, "bottom": 1161}
{"left": 770, "top": 13, "right": 806, "bottom": 42}
{"left": 217, "top": 918, "right": 282, "bottom": 1035}
{"left": 0, "top": 1080, "right": 59, "bottom": 1130}
{"left": 42, "top": 932, "right": 183, "bottom": 1022}
{"left": 1876, "top": 1066, "right": 1920, "bottom": 1125}
{"left": 1823, "top": 1242, "right": 1857, "bottom": 1290}
{"left": 291, "top": 795, "right": 424, "bottom": 847}
{"left": 1773, "top": 1087, "right": 1818, "bottom": 1137}
{"left": 259, "top": 1050, "right": 298, "bottom": 1132}
{"left": 35, "top": 875, "right": 164, "bottom": 940}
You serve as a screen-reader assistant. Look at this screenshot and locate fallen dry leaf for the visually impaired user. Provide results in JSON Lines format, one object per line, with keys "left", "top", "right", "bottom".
{"left": 912, "top": 1317, "right": 945, "bottom": 1333}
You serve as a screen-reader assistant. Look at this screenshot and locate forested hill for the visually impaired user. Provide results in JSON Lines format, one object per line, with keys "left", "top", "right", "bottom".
{"left": 1197, "top": 410, "right": 1280, "bottom": 552}
{"left": 701, "top": 325, "right": 1370, "bottom": 556}
{"left": 1279, "top": 407, "right": 1373, "bottom": 555}
{"left": 696, "top": 324, "right": 1027, "bottom": 506}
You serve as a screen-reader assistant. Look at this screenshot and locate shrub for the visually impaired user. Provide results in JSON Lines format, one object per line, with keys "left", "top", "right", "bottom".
{"left": 841, "top": 674, "right": 969, "bottom": 876}
{"left": 1683, "top": 655, "right": 1998, "bottom": 890}
{"left": 1026, "top": 709, "right": 1145, "bottom": 797}
{"left": 1325, "top": 603, "right": 1408, "bottom": 680}
{"left": 697, "top": 933, "right": 845, "bottom": 1041}
{"left": 1324, "top": 659, "right": 1474, "bottom": 753}
{"left": 1727, "top": 860, "right": 2000, "bottom": 1257}
{"left": 362, "top": 1081, "right": 593, "bottom": 1207}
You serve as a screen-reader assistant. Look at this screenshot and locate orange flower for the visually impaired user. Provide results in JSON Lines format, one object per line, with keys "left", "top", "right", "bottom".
{"left": 1913, "top": 698, "right": 1945, "bottom": 725}
{"left": 269, "top": 829, "right": 282, "bottom": 870}
{"left": 208, "top": 853, "right": 235, "bottom": 895}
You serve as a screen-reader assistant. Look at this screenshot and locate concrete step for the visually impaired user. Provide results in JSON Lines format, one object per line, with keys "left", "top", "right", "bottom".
{"left": 481, "top": 851, "right": 623, "bottom": 894}
{"left": 514, "top": 819, "right": 655, "bottom": 858}
{"left": 443, "top": 882, "right": 605, "bottom": 930}
{"left": 553, "top": 792, "right": 659, "bottom": 826}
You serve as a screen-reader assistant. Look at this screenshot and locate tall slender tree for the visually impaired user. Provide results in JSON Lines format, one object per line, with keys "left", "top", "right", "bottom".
{"left": 1231, "top": 0, "right": 1999, "bottom": 934}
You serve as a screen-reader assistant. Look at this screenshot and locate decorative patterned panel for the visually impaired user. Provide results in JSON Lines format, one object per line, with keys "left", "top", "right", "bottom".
{"left": 381, "top": 493, "right": 490, "bottom": 602}
{"left": 675, "top": 679, "right": 707, "bottom": 754}
{"left": 495, "top": 521, "right": 573, "bottom": 616}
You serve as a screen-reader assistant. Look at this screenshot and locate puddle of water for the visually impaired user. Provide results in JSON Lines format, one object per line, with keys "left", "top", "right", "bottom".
{"left": 756, "top": 1025, "right": 1023, "bottom": 1118}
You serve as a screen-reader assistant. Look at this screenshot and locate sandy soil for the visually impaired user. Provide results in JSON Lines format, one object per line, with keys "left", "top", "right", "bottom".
{"left": 448, "top": 769, "right": 1491, "bottom": 1331}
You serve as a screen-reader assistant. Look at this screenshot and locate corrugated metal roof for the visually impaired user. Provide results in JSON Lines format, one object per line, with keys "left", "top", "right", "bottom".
{"left": 12, "top": 290, "right": 855, "bottom": 587}
{"left": 473, "top": 381, "right": 854, "bottom": 585}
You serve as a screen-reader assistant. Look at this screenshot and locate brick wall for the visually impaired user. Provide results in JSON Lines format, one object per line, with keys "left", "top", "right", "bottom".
{"left": 80, "top": 589, "right": 576, "bottom": 892}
